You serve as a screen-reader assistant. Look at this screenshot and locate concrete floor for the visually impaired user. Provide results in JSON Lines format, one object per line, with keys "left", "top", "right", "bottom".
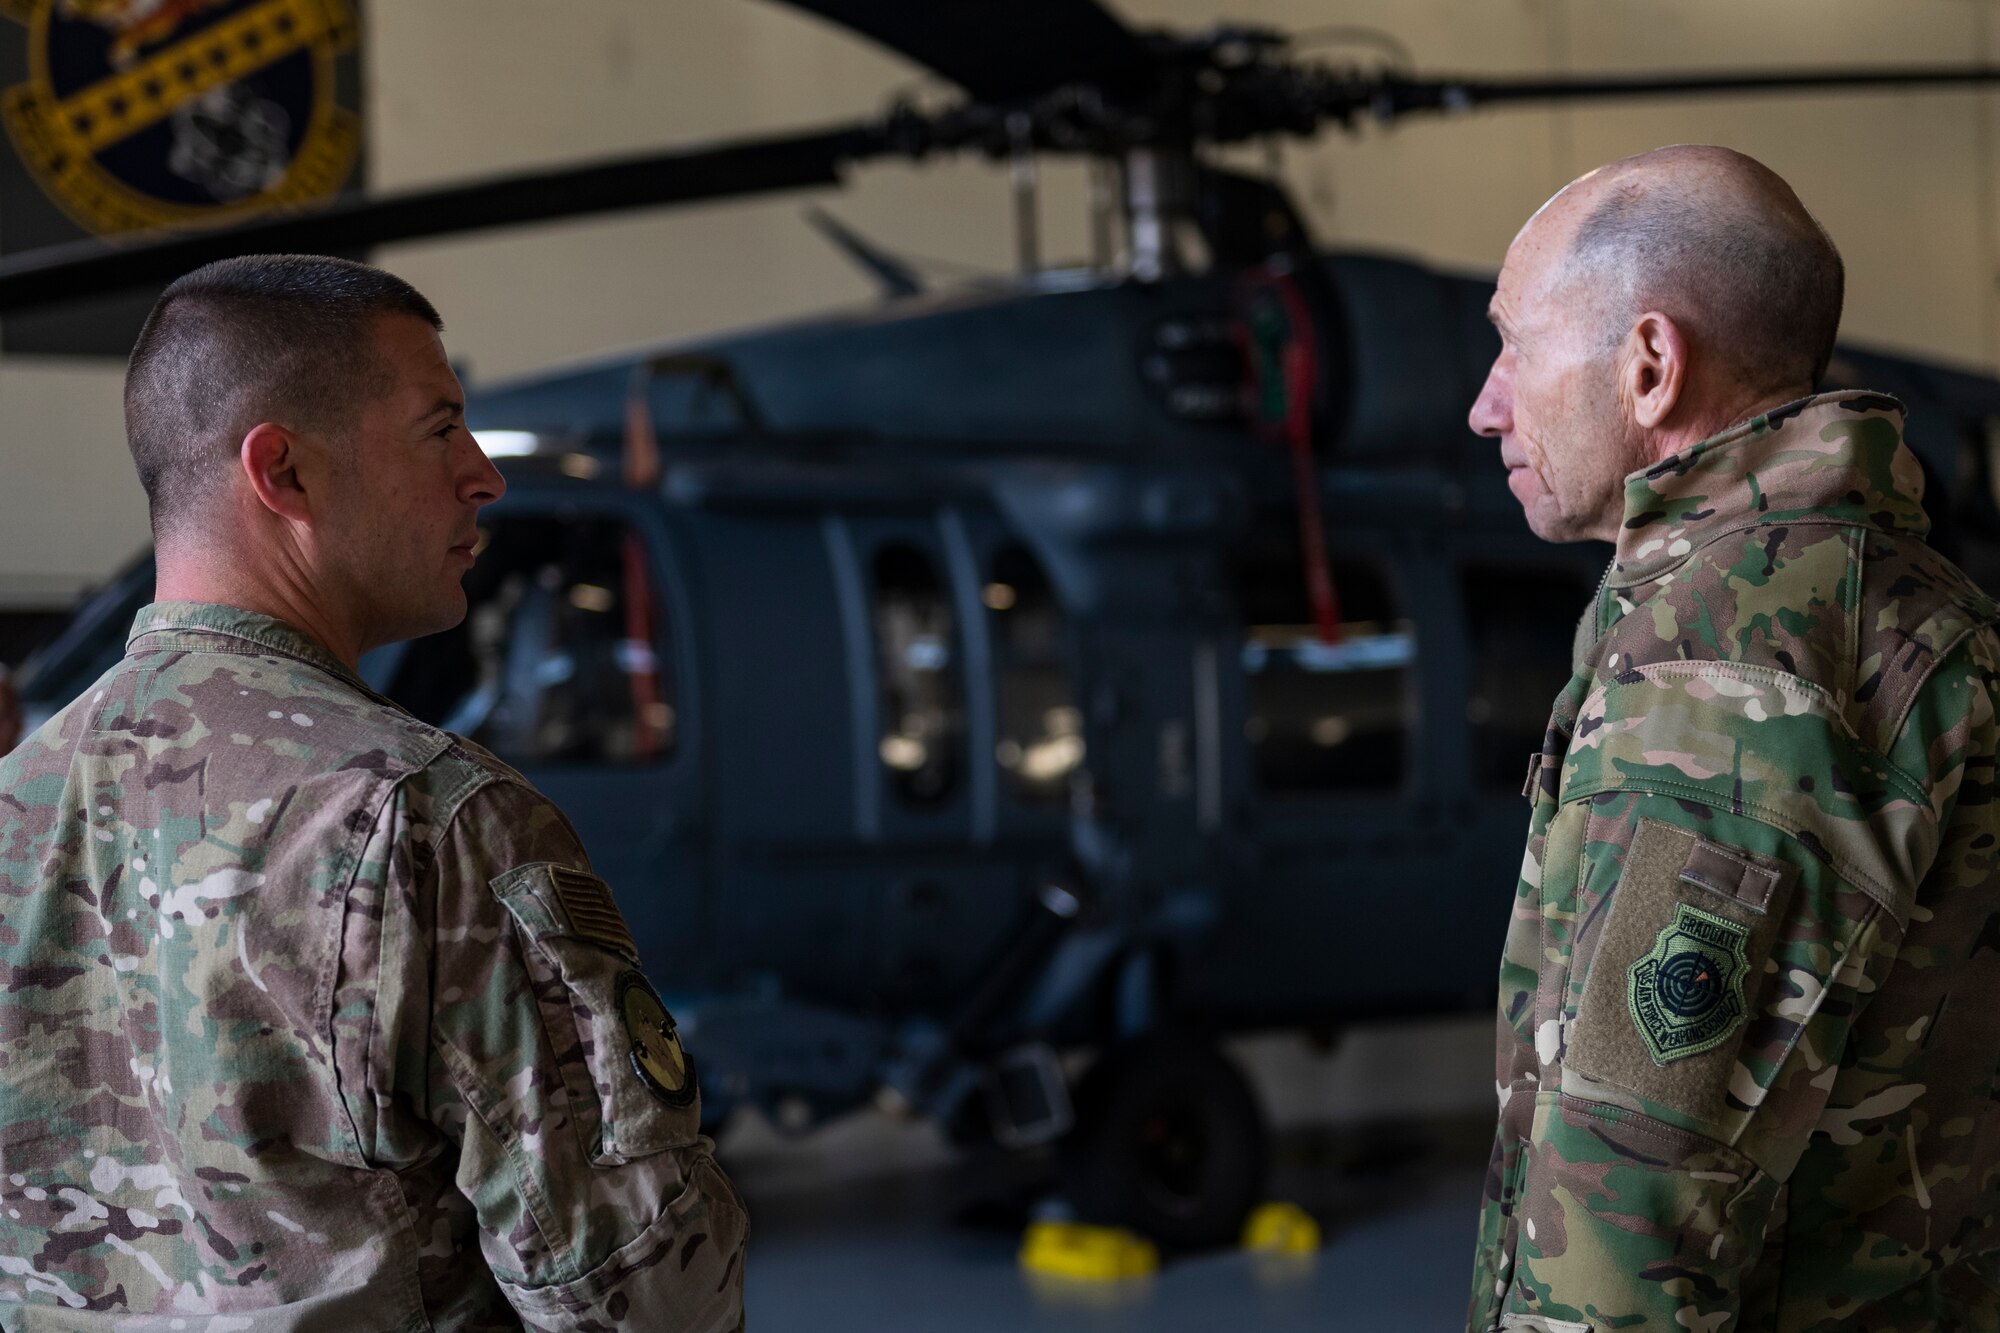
{"left": 721, "top": 1018, "right": 1493, "bottom": 1331}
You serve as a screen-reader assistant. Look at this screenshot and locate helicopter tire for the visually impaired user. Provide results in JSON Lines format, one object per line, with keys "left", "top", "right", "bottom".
{"left": 1057, "top": 1036, "right": 1268, "bottom": 1251}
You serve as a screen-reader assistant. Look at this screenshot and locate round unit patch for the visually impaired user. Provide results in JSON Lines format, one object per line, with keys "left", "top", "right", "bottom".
{"left": 1, "top": 0, "right": 358, "bottom": 235}
{"left": 1627, "top": 903, "right": 1750, "bottom": 1065}
{"left": 618, "top": 971, "right": 696, "bottom": 1108}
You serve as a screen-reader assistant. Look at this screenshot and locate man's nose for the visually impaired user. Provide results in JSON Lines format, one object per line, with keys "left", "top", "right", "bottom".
{"left": 1468, "top": 367, "right": 1509, "bottom": 439}
{"left": 464, "top": 435, "right": 507, "bottom": 506}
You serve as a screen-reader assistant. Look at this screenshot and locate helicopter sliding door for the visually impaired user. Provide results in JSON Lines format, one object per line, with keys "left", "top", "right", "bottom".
{"left": 1193, "top": 526, "right": 1463, "bottom": 1023}
{"left": 838, "top": 508, "right": 1052, "bottom": 1013}
{"left": 680, "top": 500, "right": 1043, "bottom": 1017}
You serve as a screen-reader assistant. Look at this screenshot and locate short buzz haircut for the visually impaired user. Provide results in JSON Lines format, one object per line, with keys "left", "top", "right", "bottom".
{"left": 124, "top": 254, "right": 442, "bottom": 541}
{"left": 1565, "top": 167, "right": 1845, "bottom": 392}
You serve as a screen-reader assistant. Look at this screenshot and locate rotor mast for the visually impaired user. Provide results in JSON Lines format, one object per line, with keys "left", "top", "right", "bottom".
{"left": 1117, "top": 147, "right": 1196, "bottom": 281}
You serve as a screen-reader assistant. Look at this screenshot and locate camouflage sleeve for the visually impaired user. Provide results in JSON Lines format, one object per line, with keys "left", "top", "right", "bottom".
{"left": 1480, "top": 655, "right": 1958, "bottom": 1331}
{"left": 426, "top": 777, "right": 747, "bottom": 1331}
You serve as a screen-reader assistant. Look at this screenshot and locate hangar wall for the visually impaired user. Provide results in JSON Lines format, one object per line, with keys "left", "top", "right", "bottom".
{"left": 1, "top": 0, "right": 1997, "bottom": 606}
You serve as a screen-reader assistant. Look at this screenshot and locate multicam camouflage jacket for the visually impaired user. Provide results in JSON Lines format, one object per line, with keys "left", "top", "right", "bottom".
{"left": 1468, "top": 392, "right": 2000, "bottom": 1331}
{"left": 0, "top": 604, "right": 746, "bottom": 1331}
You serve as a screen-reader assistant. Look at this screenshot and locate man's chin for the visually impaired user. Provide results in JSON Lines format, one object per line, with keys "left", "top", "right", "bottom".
{"left": 1520, "top": 500, "right": 1595, "bottom": 545}
{"left": 370, "top": 590, "right": 469, "bottom": 651}
{"left": 1509, "top": 475, "right": 1561, "bottom": 540}
{"left": 423, "top": 587, "right": 471, "bottom": 637}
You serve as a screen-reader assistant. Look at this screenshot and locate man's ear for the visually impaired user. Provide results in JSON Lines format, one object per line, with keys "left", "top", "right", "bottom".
{"left": 1624, "top": 311, "right": 1688, "bottom": 431}
{"left": 240, "top": 422, "right": 312, "bottom": 523}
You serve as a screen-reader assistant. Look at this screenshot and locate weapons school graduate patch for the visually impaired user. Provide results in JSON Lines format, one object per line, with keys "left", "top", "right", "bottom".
{"left": 1627, "top": 903, "right": 1750, "bottom": 1065}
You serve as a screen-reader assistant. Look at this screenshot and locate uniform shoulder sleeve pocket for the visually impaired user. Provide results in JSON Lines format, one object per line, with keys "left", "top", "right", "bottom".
{"left": 1567, "top": 817, "right": 1809, "bottom": 1131}
{"left": 489, "top": 861, "right": 701, "bottom": 1163}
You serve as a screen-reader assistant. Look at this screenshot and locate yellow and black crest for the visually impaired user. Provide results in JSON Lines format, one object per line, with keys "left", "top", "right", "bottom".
{"left": 617, "top": 971, "right": 697, "bottom": 1109}
{"left": 0, "top": 0, "right": 357, "bottom": 235}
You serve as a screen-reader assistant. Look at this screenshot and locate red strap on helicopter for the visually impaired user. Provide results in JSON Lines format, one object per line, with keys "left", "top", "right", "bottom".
{"left": 1266, "top": 271, "right": 1341, "bottom": 644}
{"left": 623, "top": 365, "right": 663, "bottom": 490}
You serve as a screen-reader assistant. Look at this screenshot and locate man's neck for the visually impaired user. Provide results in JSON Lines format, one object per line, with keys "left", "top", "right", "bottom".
{"left": 1605, "top": 390, "right": 1922, "bottom": 589}
{"left": 154, "top": 547, "right": 362, "bottom": 670}
{"left": 1638, "top": 382, "right": 1814, "bottom": 469}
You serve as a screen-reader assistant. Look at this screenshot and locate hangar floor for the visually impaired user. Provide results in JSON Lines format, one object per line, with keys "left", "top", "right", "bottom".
{"left": 722, "top": 1017, "right": 1492, "bottom": 1331}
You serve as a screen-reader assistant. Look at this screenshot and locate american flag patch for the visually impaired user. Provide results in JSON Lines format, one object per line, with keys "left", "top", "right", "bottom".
{"left": 549, "top": 865, "right": 638, "bottom": 959}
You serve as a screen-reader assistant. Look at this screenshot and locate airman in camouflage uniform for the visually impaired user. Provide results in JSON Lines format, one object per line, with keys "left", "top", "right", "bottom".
{"left": 1468, "top": 148, "right": 2000, "bottom": 1328}
{"left": 0, "top": 257, "right": 745, "bottom": 1329}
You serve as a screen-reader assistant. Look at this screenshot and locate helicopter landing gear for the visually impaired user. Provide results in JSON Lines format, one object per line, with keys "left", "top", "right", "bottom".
{"left": 1057, "top": 1037, "right": 1268, "bottom": 1250}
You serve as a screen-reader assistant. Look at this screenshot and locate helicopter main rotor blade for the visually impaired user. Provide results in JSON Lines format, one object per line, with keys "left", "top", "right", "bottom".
{"left": 1351, "top": 66, "right": 2000, "bottom": 119}
{"left": 0, "top": 125, "right": 881, "bottom": 313}
{"left": 770, "top": 0, "right": 1156, "bottom": 103}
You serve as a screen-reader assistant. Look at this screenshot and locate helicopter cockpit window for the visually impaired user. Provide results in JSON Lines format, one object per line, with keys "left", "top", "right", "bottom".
{"left": 986, "top": 543, "right": 1082, "bottom": 802}
{"left": 381, "top": 514, "right": 673, "bottom": 766}
{"left": 1237, "top": 554, "right": 1414, "bottom": 793}
{"left": 872, "top": 542, "right": 965, "bottom": 806}
{"left": 1461, "top": 563, "right": 1596, "bottom": 791}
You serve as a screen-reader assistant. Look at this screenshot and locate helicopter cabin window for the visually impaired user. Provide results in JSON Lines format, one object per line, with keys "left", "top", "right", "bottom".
{"left": 873, "top": 543, "right": 965, "bottom": 806}
{"left": 1236, "top": 550, "right": 1414, "bottom": 793}
{"left": 986, "top": 543, "right": 1082, "bottom": 802}
{"left": 381, "top": 514, "right": 674, "bottom": 765}
{"left": 1461, "top": 563, "right": 1598, "bottom": 791}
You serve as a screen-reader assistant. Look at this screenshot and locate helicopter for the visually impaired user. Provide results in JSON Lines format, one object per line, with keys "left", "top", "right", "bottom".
{"left": 10, "top": 0, "right": 2000, "bottom": 1250}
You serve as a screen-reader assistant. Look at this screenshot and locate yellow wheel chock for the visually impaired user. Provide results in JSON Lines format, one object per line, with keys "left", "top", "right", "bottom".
{"left": 1241, "top": 1201, "right": 1321, "bottom": 1255}
{"left": 1018, "top": 1221, "right": 1160, "bottom": 1281}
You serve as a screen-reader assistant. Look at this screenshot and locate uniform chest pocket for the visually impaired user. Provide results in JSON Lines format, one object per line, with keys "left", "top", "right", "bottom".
{"left": 1566, "top": 817, "right": 1804, "bottom": 1131}
{"left": 490, "top": 862, "right": 701, "bottom": 1164}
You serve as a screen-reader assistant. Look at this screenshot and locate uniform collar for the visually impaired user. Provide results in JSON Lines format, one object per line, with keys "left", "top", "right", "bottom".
{"left": 1610, "top": 390, "right": 1927, "bottom": 589}
{"left": 127, "top": 601, "right": 363, "bottom": 690}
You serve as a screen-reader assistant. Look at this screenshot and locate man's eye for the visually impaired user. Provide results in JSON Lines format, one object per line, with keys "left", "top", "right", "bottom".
{"left": 436, "top": 423, "right": 459, "bottom": 440}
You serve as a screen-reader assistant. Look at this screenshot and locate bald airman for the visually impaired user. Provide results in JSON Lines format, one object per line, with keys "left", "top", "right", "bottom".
{"left": 1468, "top": 146, "right": 2000, "bottom": 1328}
